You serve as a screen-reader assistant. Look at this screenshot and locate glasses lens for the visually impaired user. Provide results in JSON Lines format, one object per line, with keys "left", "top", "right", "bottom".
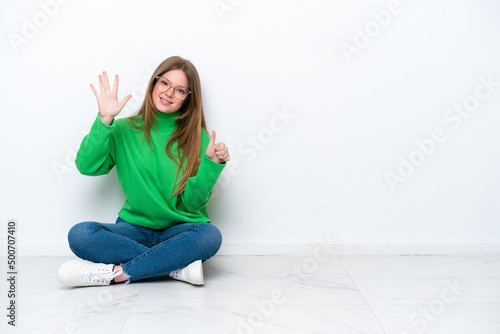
{"left": 175, "top": 89, "right": 188, "bottom": 100}
{"left": 156, "top": 77, "right": 169, "bottom": 92}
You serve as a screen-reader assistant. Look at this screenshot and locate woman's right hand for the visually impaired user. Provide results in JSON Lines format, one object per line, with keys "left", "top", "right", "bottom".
{"left": 90, "top": 71, "right": 132, "bottom": 125}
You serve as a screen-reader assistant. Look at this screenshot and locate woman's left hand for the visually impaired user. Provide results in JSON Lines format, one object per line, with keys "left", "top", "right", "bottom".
{"left": 206, "top": 130, "right": 230, "bottom": 164}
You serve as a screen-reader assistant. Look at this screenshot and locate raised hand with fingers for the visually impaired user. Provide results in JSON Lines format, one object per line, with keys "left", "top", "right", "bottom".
{"left": 90, "top": 71, "right": 132, "bottom": 125}
{"left": 205, "top": 131, "right": 230, "bottom": 164}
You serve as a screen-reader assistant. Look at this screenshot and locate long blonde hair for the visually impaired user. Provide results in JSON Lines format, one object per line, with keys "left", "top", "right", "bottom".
{"left": 127, "top": 56, "right": 207, "bottom": 197}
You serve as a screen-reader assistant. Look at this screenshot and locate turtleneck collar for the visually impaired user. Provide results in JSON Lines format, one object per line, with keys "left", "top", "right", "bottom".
{"left": 154, "top": 109, "right": 181, "bottom": 130}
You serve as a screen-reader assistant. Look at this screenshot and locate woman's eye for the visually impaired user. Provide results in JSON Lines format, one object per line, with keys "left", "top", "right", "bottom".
{"left": 177, "top": 89, "right": 185, "bottom": 94}
{"left": 161, "top": 80, "right": 169, "bottom": 86}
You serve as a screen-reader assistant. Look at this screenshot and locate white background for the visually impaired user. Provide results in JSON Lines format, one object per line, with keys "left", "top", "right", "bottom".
{"left": 1, "top": 0, "right": 499, "bottom": 255}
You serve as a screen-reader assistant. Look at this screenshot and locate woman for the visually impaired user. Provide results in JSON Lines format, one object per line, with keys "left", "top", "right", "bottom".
{"left": 57, "top": 56, "right": 230, "bottom": 287}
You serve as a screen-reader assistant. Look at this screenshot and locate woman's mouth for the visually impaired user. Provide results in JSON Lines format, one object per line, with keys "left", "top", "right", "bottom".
{"left": 160, "top": 97, "right": 173, "bottom": 105}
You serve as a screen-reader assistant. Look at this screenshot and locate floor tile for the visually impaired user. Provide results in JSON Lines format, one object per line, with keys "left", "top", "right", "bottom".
{"left": 351, "top": 276, "right": 500, "bottom": 305}
{"left": 339, "top": 255, "right": 500, "bottom": 277}
{"left": 133, "top": 270, "right": 366, "bottom": 307}
{"left": 370, "top": 303, "right": 500, "bottom": 334}
{"left": 0, "top": 305, "right": 131, "bottom": 334}
{"left": 121, "top": 305, "right": 385, "bottom": 334}
{"left": 204, "top": 255, "right": 349, "bottom": 278}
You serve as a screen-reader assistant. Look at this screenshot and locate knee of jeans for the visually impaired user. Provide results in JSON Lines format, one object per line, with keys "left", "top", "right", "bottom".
{"left": 201, "top": 223, "right": 223, "bottom": 253}
{"left": 68, "top": 222, "right": 99, "bottom": 254}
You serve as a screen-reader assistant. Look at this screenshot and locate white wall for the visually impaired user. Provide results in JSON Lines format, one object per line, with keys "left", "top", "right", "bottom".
{"left": 1, "top": 0, "right": 499, "bottom": 256}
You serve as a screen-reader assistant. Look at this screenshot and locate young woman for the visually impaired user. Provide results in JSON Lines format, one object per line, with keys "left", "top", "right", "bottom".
{"left": 57, "top": 56, "right": 230, "bottom": 287}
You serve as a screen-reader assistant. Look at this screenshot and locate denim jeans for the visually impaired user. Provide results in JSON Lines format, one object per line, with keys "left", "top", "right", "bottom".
{"left": 67, "top": 217, "right": 222, "bottom": 282}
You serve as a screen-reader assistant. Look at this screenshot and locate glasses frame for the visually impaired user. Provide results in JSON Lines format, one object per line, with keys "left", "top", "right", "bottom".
{"left": 155, "top": 76, "right": 191, "bottom": 100}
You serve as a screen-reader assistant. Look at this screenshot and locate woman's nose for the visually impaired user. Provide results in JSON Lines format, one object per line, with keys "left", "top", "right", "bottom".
{"left": 165, "top": 86, "right": 175, "bottom": 98}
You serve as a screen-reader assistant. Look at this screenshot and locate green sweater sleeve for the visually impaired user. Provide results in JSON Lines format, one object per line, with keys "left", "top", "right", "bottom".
{"left": 75, "top": 112, "right": 116, "bottom": 176}
{"left": 178, "top": 130, "right": 226, "bottom": 212}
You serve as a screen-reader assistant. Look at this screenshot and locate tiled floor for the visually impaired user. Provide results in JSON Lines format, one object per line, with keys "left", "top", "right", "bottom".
{"left": 1, "top": 255, "right": 499, "bottom": 333}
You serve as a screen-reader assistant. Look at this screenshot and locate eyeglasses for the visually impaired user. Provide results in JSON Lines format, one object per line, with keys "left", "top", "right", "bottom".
{"left": 155, "top": 76, "right": 191, "bottom": 100}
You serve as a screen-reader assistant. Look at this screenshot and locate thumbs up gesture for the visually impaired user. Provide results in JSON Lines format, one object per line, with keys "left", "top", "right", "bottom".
{"left": 205, "top": 130, "right": 230, "bottom": 164}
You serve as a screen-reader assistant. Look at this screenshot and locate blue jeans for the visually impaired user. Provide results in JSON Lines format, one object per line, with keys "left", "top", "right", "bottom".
{"left": 67, "top": 217, "right": 222, "bottom": 282}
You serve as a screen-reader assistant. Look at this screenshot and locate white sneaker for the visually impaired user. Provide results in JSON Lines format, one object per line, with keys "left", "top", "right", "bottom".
{"left": 57, "top": 259, "right": 122, "bottom": 287}
{"left": 169, "top": 260, "right": 204, "bottom": 285}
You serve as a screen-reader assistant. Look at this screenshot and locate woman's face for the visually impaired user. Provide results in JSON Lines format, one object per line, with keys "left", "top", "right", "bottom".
{"left": 152, "top": 69, "right": 189, "bottom": 113}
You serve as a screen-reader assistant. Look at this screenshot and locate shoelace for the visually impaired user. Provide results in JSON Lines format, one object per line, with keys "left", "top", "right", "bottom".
{"left": 83, "top": 268, "right": 123, "bottom": 284}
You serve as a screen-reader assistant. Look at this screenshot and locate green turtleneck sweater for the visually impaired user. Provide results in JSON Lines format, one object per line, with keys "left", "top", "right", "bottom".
{"left": 75, "top": 110, "right": 226, "bottom": 229}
